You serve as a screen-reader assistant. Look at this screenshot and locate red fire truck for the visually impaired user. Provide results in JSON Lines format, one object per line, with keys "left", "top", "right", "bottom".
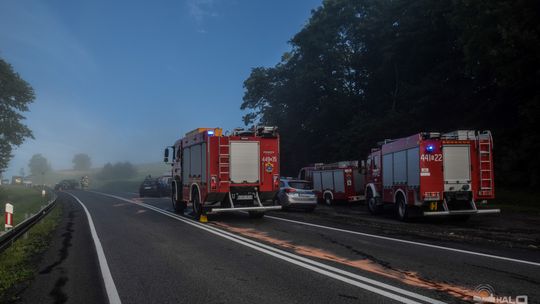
{"left": 298, "top": 161, "right": 365, "bottom": 205}
{"left": 364, "top": 130, "right": 499, "bottom": 221}
{"left": 164, "top": 126, "right": 282, "bottom": 219}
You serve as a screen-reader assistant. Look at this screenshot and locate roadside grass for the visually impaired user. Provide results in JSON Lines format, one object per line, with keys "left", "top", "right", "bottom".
{"left": 0, "top": 186, "right": 48, "bottom": 225}
{"left": 488, "top": 188, "right": 540, "bottom": 214}
{"left": 0, "top": 202, "right": 62, "bottom": 302}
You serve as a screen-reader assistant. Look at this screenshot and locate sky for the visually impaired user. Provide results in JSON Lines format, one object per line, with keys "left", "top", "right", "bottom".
{"left": 0, "top": 0, "right": 322, "bottom": 178}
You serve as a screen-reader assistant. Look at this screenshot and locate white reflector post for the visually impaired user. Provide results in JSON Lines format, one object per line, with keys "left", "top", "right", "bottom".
{"left": 5, "top": 203, "right": 14, "bottom": 229}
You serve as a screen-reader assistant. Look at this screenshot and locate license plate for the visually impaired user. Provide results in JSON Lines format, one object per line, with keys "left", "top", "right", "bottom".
{"left": 237, "top": 194, "right": 253, "bottom": 200}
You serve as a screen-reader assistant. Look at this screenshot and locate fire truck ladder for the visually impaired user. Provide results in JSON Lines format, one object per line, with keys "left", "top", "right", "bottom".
{"left": 477, "top": 131, "right": 494, "bottom": 195}
{"left": 218, "top": 137, "right": 230, "bottom": 184}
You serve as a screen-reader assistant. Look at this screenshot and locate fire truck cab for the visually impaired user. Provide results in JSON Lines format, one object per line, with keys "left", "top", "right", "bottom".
{"left": 164, "top": 126, "right": 282, "bottom": 220}
{"left": 365, "top": 130, "right": 499, "bottom": 221}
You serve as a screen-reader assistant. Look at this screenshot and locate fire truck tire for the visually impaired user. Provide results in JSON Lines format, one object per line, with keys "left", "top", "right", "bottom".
{"left": 367, "top": 191, "right": 382, "bottom": 215}
{"left": 192, "top": 189, "right": 202, "bottom": 220}
{"left": 396, "top": 195, "right": 410, "bottom": 221}
{"left": 324, "top": 194, "right": 333, "bottom": 206}
{"left": 248, "top": 211, "right": 265, "bottom": 219}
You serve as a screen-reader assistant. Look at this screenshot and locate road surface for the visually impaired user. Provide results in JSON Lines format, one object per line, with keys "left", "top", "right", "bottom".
{"left": 20, "top": 190, "right": 540, "bottom": 304}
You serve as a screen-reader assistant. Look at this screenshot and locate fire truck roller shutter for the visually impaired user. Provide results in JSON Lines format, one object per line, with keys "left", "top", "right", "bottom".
{"left": 313, "top": 171, "right": 323, "bottom": 192}
{"left": 407, "top": 147, "right": 420, "bottom": 186}
{"left": 321, "top": 171, "right": 333, "bottom": 190}
{"left": 333, "top": 170, "right": 345, "bottom": 193}
{"left": 393, "top": 150, "right": 407, "bottom": 184}
{"left": 230, "top": 141, "right": 260, "bottom": 184}
{"left": 442, "top": 145, "right": 471, "bottom": 192}
{"left": 191, "top": 144, "right": 202, "bottom": 178}
{"left": 183, "top": 147, "right": 190, "bottom": 186}
{"left": 382, "top": 154, "right": 393, "bottom": 187}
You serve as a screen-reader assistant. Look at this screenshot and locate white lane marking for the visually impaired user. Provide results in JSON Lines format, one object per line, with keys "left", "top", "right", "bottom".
{"left": 65, "top": 192, "right": 122, "bottom": 304}
{"left": 92, "top": 191, "right": 445, "bottom": 304}
{"left": 262, "top": 214, "right": 540, "bottom": 267}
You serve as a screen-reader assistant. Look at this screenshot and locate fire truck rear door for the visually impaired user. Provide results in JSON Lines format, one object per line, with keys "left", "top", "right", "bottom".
{"left": 442, "top": 145, "right": 471, "bottom": 191}
{"left": 230, "top": 141, "right": 260, "bottom": 183}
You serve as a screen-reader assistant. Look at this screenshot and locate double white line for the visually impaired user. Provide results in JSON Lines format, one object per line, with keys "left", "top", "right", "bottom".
{"left": 96, "top": 192, "right": 447, "bottom": 304}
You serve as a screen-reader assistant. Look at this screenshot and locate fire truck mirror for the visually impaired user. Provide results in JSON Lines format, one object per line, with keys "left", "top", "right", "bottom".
{"left": 360, "top": 160, "right": 366, "bottom": 174}
{"left": 164, "top": 148, "right": 169, "bottom": 163}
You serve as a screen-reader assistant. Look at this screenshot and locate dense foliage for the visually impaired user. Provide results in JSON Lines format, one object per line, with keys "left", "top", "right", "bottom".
{"left": 241, "top": 0, "right": 540, "bottom": 187}
{"left": 0, "top": 58, "right": 35, "bottom": 173}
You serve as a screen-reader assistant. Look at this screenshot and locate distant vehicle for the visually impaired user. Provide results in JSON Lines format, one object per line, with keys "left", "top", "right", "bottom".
{"left": 1, "top": 179, "right": 9, "bottom": 185}
{"left": 164, "top": 126, "right": 281, "bottom": 220}
{"left": 54, "top": 179, "right": 79, "bottom": 190}
{"left": 275, "top": 178, "right": 317, "bottom": 212}
{"left": 364, "top": 130, "right": 499, "bottom": 221}
{"left": 298, "top": 161, "right": 365, "bottom": 205}
{"left": 139, "top": 178, "right": 161, "bottom": 197}
{"left": 156, "top": 175, "right": 172, "bottom": 197}
{"left": 80, "top": 176, "right": 90, "bottom": 190}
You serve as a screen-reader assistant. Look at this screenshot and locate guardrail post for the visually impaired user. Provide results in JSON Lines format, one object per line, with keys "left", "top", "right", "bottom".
{"left": 5, "top": 203, "right": 13, "bottom": 231}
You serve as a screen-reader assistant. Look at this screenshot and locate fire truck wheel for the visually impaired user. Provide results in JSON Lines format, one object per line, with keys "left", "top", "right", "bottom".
{"left": 396, "top": 195, "right": 410, "bottom": 221}
{"left": 192, "top": 189, "right": 202, "bottom": 219}
{"left": 324, "top": 194, "right": 333, "bottom": 206}
{"left": 367, "top": 192, "right": 382, "bottom": 215}
{"left": 249, "top": 211, "right": 265, "bottom": 219}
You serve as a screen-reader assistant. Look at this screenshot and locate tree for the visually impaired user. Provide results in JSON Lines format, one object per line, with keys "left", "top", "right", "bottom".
{"left": 241, "top": 0, "right": 540, "bottom": 187}
{"left": 0, "top": 58, "right": 35, "bottom": 173}
{"left": 28, "top": 154, "right": 51, "bottom": 176}
{"left": 72, "top": 153, "right": 92, "bottom": 171}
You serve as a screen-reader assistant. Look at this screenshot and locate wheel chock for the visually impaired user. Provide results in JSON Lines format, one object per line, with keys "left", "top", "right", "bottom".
{"left": 199, "top": 214, "right": 208, "bottom": 223}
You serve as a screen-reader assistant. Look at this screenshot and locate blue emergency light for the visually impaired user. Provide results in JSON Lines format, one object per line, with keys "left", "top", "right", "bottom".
{"left": 207, "top": 130, "right": 215, "bottom": 136}
{"left": 426, "top": 144, "right": 435, "bottom": 153}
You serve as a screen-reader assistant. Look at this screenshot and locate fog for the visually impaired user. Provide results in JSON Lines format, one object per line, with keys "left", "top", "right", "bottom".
{"left": 0, "top": 0, "right": 320, "bottom": 179}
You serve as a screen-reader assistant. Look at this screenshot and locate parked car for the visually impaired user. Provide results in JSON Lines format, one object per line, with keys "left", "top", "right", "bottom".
{"left": 275, "top": 178, "right": 317, "bottom": 212}
{"left": 139, "top": 178, "right": 161, "bottom": 197}
{"left": 156, "top": 175, "right": 172, "bottom": 197}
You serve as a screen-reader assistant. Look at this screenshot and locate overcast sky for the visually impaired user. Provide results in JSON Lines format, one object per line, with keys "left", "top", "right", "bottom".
{"left": 0, "top": 0, "right": 321, "bottom": 177}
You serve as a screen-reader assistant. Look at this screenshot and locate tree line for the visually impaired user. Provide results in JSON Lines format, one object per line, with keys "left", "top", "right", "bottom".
{"left": 241, "top": 0, "right": 540, "bottom": 187}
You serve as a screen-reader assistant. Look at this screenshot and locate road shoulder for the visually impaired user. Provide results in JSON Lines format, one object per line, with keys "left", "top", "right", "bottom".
{"left": 18, "top": 192, "right": 107, "bottom": 304}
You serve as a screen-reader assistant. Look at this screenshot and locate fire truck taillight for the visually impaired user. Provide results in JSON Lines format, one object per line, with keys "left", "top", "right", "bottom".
{"left": 424, "top": 192, "right": 440, "bottom": 201}
{"left": 273, "top": 174, "right": 279, "bottom": 189}
{"left": 210, "top": 175, "right": 217, "bottom": 190}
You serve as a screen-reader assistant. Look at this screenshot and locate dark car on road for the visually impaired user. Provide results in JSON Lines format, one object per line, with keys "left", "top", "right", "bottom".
{"left": 139, "top": 178, "right": 161, "bottom": 197}
{"left": 275, "top": 178, "right": 317, "bottom": 212}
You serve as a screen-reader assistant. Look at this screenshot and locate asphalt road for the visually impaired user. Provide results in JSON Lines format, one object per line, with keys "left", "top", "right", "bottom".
{"left": 21, "top": 190, "right": 540, "bottom": 304}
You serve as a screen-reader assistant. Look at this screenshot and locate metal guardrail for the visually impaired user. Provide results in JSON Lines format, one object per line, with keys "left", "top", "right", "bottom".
{"left": 0, "top": 190, "right": 58, "bottom": 253}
